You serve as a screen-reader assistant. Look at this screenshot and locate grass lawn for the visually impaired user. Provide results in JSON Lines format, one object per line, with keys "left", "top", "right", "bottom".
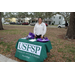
{"left": 0, "top": 25, "right": 75, "bottom": 62}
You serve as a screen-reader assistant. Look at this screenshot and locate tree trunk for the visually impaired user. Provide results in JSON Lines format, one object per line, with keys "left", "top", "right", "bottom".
{"left": 66, "top": 12, "right": 75, "bottom": 39}
{"left": 0, "top": 12, "right": 4, "bottom": 30}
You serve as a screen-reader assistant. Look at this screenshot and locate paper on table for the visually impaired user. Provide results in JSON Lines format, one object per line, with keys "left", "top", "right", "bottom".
{"left": 29, "top": 39, "right": 36, "bottom": 42}
{"left": 21, "top": 37, "right": 27, "bottom": 39}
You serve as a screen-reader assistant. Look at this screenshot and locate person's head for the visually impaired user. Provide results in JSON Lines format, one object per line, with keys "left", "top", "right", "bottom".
{"left": 38, "top": 17, "right": 42, "bottom": 23}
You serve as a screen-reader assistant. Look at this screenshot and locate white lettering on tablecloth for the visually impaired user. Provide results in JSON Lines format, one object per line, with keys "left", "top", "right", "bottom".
{"left": 17, "top": 42, "right": 42, "bottom": 56}
{"left": 22, "top": 55, "right": 30, "bottom": 59}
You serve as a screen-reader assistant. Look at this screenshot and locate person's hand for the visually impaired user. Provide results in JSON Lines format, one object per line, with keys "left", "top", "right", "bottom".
{"left": 35, "top": 35, "right": 36, "bottom": 38}
{"left": 41, "top": 36, "right": 43, "bottom": 39}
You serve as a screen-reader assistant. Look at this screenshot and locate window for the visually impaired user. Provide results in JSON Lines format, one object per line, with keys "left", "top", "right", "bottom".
{"left": 54, "top": 17, "right": 55, "bottom": 19}
{"left": 32, "top": 21, "right": 35, "bottom": 23}
{"left": 54, "top": 21, "right": 55, "bottom": 23}
{"left": 46, "top": 21, "right": 47, "bottom": 23}
{"left": 59, "top": 16, "right": 61, "bottom": 19}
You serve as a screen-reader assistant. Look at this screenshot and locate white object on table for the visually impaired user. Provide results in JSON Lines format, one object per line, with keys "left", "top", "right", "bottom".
{"left": 29, "top": 39, "right": 36, "bottom": 42}
{"left": 21, "top": 37, "right": 27, "bottom": 39}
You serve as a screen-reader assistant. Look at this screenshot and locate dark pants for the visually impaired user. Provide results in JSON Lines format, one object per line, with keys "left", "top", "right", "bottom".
{"left": 36, "top": 35, "right": 44, "bottom": 39}
{"left": 65, "top": 25, "right": 68, "bottom": 29}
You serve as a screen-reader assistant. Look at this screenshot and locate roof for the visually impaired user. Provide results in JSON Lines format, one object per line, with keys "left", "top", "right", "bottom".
{"left": 31, "top": 18, "right": 53, "bottom": 21}
{"left": 44, "top": 19, "right": 53, "bottom": 21}
{"left": 32, "top": 18, "right": 38, "bottom": 20}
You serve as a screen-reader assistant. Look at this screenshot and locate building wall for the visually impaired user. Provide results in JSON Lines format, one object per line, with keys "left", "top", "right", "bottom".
{"left": 51, "top": 14, "right": 65, "bottom": 25}
{"left": 25, "top": 17, "right": 31, "bottom": 23}
{"left": 11, "top": 17, "right": 31, "bottom": 23}
{"left": 9, "top": 18, "right": 16, "bottom": 22}
{"left": 3, "top": 17, "right": 31, "bottom": 23}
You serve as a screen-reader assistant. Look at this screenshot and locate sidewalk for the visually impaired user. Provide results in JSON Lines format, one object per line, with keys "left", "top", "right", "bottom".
{"left": 0, "top": 54, "right": 17, "bottom": 62}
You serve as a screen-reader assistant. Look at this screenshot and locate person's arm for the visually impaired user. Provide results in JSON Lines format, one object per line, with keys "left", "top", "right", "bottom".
{"left": 42, "top": 23, "right": 47, "bottom": 37}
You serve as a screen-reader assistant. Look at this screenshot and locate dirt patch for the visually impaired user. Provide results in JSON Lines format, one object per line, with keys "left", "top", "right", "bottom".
{"left": 57, "top": 34, "right": 75, "bottom": 42}
{"left": 58, "top": 34, "right": 66, "bottom": 39}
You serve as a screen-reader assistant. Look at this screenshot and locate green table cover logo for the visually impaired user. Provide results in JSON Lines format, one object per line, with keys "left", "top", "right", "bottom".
{"left": 17, "top": 42, "right": 42, "bottom": 55}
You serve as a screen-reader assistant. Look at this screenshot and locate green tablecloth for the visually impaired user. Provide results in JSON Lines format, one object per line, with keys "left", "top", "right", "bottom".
{"left": 15, "top": 38, "right": 52, "bottom": 62}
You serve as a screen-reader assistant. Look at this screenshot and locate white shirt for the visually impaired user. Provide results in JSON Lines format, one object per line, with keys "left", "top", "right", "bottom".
{"left": 34, "top": 22, "right": 47, "bottom": 36}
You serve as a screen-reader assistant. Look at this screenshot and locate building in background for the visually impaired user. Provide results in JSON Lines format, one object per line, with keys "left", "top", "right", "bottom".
{"left": 30, "top": 18, "right": 52, "bottom": 25}
{"left": 15, "top": 17, "right": 31, "bottom": 23}
{"left": 25, "top": 17, "right": 31, "bottom": 23}
{"left": 30, "top": 14, "right": 65, "bottom": 25}
{"left": 2, "top": 14, "right": 65, "bottom": 25}
{"left": 3, "top": 17, "right": 31, "bottom": 23}
{"left": 4, "top": 18, "right": 16, "bottom": 23}
{"left": 51, "top": 14, "right": 65, "bottom": 25}
{"left": 44, "top": 19, "right": 53, "bottom": 25}
{"left": 30, "top": 18, "right": 38, "bottom": 23}
{"left": 9, "top": 18, "right": 16, "bottom": 22}
{"left": 16, "top": 18, "right": 24, "bottom": 23}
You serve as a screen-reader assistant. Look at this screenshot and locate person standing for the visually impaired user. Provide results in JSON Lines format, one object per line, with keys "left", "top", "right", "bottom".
{"left": 65, "top": 21, "right": 68, "bottom": 29}
{"left": 34, "top": 17, "right": 47, "bottom": 39}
